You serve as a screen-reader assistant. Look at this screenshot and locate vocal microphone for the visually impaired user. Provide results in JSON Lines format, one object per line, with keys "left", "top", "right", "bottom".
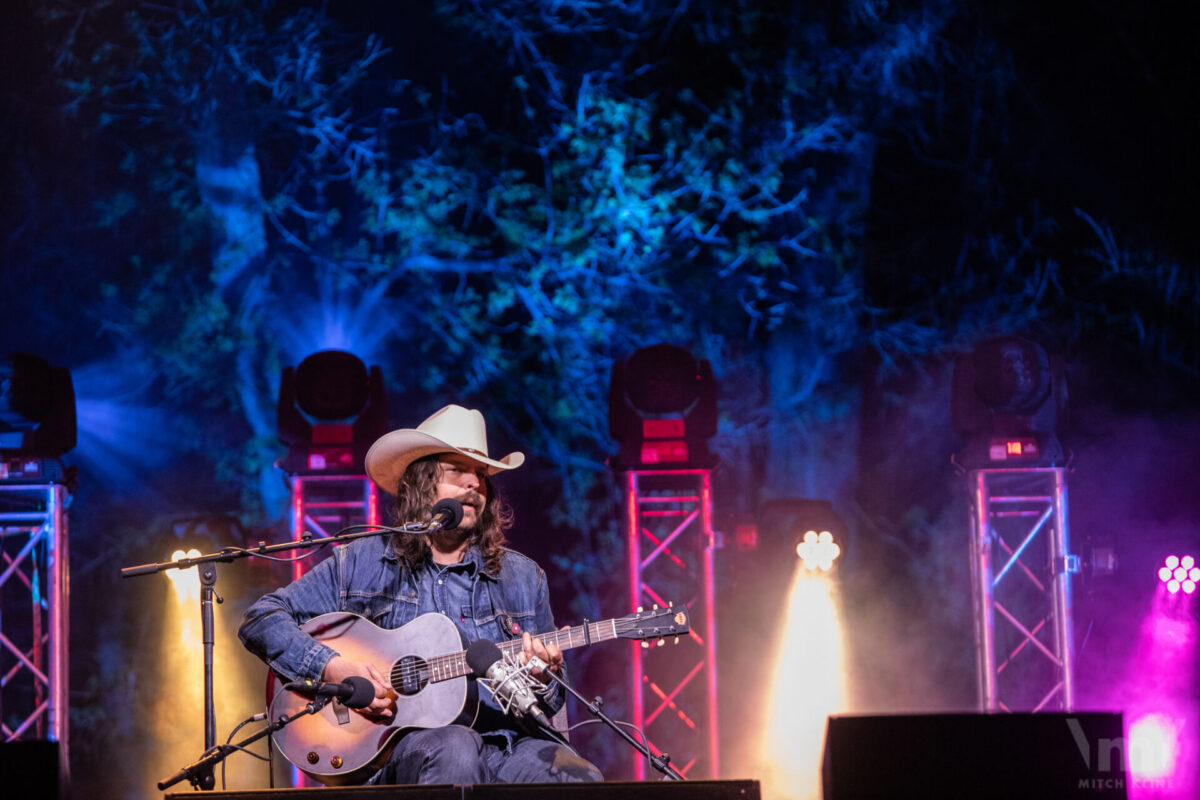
{"left": 283, "top": 676, "right": 376, "bottom": 709}
{"left": 465, "top": 639, "right": 547, "bottom": 722}
{"left": 426, "top": 498, "right": 465, "bottom": 533}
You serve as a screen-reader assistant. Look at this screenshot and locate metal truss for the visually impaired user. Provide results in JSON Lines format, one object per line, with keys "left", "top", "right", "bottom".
{"left": 968, "top": 468, "right": 1077, "bottom": 712}
{"left": 285, "top": 473, "right": 380, "bottom": 583}
{"left": 0, "top": 482, "right": 69, "bottom": 780}
{"left": 277, "top": 472, "right": 379, "bottom": 787}
{"left": 624, "top": 468, "right": 718, "bottom": 779}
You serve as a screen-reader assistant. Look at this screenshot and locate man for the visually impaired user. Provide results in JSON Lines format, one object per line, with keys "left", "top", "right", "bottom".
{"left": 239, "top": 404, "right": 603, "bottom": 785}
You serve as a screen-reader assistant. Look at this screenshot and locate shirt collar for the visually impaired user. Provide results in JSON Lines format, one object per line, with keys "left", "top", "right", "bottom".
{"left": 383, "top": 537, "right": 498, "bottom": 579}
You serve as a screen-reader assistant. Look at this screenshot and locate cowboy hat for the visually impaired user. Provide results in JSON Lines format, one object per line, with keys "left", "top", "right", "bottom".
{"left": 364, "top": 404, "right": 524, "bottom": 493}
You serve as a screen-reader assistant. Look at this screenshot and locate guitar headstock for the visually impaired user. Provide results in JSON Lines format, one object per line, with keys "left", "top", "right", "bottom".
{"left": 614, "top": 603, "right": 690, "bottom": 646}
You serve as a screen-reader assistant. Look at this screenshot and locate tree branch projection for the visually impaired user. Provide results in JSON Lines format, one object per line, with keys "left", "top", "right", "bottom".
{"left": 42, "top": 0, "right": 1198, "bottom": 549}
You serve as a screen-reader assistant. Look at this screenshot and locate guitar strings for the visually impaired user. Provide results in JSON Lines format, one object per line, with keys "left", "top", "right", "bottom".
{"left": 383, "top": 621, "right": 623, "bottom": 684}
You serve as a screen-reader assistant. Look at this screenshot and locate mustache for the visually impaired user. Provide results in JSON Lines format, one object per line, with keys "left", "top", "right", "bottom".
{"left": 451, "top": 491, "right": 485, "bottom": 511}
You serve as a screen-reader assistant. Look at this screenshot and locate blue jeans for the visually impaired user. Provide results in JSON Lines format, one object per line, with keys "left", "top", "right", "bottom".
{"left": 370, "top": 725, "right": 604, "bottom": 785}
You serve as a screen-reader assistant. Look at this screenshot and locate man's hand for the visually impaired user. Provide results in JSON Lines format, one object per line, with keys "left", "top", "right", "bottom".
{"left": 520, "top": 629, "right": 565, "bottom": 684}
{"left": 322, "top": 655, "right": 395, "bottom": 721}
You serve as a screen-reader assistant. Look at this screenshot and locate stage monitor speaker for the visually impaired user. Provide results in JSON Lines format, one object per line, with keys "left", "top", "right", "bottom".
{"left": 0, "top": 741, "right": 63, "bottom": 800}
{"left": 469, "top": 779, "right": 760, "bottom": 799}
{"left": 166, "top": 782, "right": 760, "bottom": 800}
{"left": 823, "top": 712, "right": 1127, "bottom": 800}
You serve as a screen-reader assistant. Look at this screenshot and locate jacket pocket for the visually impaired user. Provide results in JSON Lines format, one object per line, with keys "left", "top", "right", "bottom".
{"left": 487, "top": 606, "right": 538, "bottom": 640}
{"left": 343, "top": 590, "right": 414, "bottom": 627}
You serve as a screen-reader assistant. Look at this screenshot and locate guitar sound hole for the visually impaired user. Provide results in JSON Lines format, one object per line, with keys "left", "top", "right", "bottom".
{"left": 393, "top": 656, "right": 429, "bottom": 695}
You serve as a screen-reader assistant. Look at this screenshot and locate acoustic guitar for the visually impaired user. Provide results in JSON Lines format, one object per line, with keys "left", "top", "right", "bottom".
{"left": 268, "top": 605, "right": 691, "bottom": 785}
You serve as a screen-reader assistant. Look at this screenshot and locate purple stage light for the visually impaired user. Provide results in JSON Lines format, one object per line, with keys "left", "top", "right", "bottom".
{"left": 1127, "top": 712, "right": 1180, "bottom": 784}
{"left": 1157, "top": 554, "right": 1198, "bottom": 594}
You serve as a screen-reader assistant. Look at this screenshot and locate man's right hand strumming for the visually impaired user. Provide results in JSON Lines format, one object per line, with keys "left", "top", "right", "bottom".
{"left": 323, "top": 655, "right": 396, "bottom": 721}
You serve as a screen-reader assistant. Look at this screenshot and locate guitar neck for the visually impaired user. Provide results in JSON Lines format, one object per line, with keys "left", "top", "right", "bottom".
{"left": 425, "top": 619, "right": 622, "bottom": 684}
{"left": 498, "top": 618, "right": 622, "bottom": 659}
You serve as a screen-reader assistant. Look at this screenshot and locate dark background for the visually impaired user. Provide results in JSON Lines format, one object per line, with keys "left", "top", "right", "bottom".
{"left": 2, "top": 1, "right": 1198, "bottom": 798}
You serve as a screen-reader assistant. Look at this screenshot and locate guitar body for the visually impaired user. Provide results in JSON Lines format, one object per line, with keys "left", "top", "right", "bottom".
{"left": 268, "top": 612, "right": 474, "bottom": 785}
{"left": 264, "top": 604, "right": 690, "bottom": 786}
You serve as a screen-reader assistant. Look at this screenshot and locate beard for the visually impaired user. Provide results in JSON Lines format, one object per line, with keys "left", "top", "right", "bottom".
{"left": 429, "top": 526, "right": 473, "bottom": 553}
{"left": 430, "top": 493, "right": 484, "bottom": 543}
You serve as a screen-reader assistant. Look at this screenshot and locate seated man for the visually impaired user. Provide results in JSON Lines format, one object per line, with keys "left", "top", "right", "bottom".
{"left": 239, "top": 404, "right": 603, "bottom": 785}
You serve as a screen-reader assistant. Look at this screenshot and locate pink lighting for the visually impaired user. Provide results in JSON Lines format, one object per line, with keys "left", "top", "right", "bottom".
{"left": 1127, "top": 713, "right": 1179, "bottom": 783}
{"left": 1124, "top": 589, "right": 1199, "bottom": 800}
{"left": 1157, "top": 554, "right": 1198, "bottom": 595}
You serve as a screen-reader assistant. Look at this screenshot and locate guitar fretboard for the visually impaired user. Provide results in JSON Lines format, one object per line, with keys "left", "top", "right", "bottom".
{"left": 420, "top": 618, "right": 623, "bottom": 684}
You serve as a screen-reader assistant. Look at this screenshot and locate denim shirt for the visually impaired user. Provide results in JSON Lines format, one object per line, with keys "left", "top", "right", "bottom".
{"left": 237, "top": 533, "right": 566, "bottom": 726}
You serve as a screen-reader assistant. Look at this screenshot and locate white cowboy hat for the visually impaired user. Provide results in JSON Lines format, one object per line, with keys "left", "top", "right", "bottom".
{"left": 364, "top": 404, "right": 524, "bottom": 493}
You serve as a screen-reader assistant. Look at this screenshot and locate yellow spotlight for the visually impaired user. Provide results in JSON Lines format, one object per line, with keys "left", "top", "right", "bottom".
{"left": 796, "top": 529, "right": 841, "bottom": 571}
{"left": 166, "top": 548, "right": 203, "bottom": 603}
{"left": 757, "top": 566, "right": 848, "bottom": 800}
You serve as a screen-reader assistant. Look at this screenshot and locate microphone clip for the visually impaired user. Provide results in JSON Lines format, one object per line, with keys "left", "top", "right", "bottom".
{"left": 399, "top": 498, "right": 465, "bottom": 535}
{"left": 478, "top": 651, "right": 549, "bottom": 718}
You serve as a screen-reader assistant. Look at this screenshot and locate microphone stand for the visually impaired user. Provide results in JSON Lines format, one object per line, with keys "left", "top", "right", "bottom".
{"left": 121, "top": 525, "right": 406, "bottom": 791}
{"left": 157, "top": 696, "right": 334, "bottom": 791}
{"left": 536, "top": 667, "right": 686, "bottom": 781}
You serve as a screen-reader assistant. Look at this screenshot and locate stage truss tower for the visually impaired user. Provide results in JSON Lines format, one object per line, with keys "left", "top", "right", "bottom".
{"left": 277, "top": 471, "right": 378, "bottom": 787}
{"left": 0, "top": 480, "right": 70, "bottom": 782}
{"left": 286, "top": 473, "right": 380, "bottom": 583}
{"left": 968, "top": 467, "right": 1077, "bottom": 712}
{"left": 624, "top": 468, "right": 718, "bottom": 780}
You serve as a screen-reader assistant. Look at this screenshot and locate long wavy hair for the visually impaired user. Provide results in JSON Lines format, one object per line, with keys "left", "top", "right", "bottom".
{"left": 389, "top": 454, "right": 513, "bottom": 574}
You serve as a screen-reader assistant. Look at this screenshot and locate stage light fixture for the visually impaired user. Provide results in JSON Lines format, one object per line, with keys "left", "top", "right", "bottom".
{"left": 796, "top": 529, "right": 841, "bottom": 571}
{"left": 0, "top": 352, "right": 77, "bottom": 465}
{"left": 608, "top": 344, "right": 717, "bottom": 469}
{"left": 1158, "top": 554, "right": 1198, "bottom": 595}
{"left": 1128, "top": 712, "right": 1182, "bottom": 784}
{"left": 277, "top": 350, "right": 387, "bottom": 474}
{"left": 166, "top": 547, "right": 204, "bottom": 602}
{"left": 952, "top": 336, "right": 1066, "bottom": 468}
{"left": 757, "top": 497, "right": 848, "bottom": 571}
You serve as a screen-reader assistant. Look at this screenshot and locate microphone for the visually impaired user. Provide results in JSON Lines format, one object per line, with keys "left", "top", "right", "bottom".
{"left": 283, "top": 676, "right": 376, "bottom": 709}
{"left": 427, "top": 498, "right": 465, "bottom": 533}
{"left": 465, "top": 639, "right": 547, "bottom": 722}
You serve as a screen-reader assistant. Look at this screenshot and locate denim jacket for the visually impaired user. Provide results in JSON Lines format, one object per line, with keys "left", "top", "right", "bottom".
{"left": 237, "top": 533, "right": 566, "bottom": 719}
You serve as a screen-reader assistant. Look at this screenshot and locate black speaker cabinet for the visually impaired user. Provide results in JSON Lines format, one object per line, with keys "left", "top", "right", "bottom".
{"left": 469, "top": 780, "right": 760, "bottom": 799}
{"left": 166, "top": 780, "right": 760, "bottom": 800}
{"left": 823, "top": 712, "right": 1127, "bottom": 800}
{"left": 0, "top": 741, "right": 64, "bottom": 800}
